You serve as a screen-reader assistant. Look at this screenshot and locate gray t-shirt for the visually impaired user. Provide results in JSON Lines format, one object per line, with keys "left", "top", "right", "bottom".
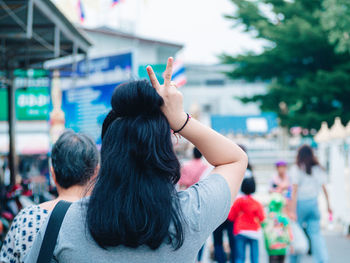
{"left": 290, "top": 165, "right": 327, "bottom": 200}
{"left": 24, "top": 174, "right": 231, "bottom": 263}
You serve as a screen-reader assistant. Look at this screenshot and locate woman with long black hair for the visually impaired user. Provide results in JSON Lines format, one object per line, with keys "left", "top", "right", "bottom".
{"left": 289, "top": 145, "right": 331, "bottom": 263}
{"left": 25, "top": 57, "right": 247, "bottom": 262}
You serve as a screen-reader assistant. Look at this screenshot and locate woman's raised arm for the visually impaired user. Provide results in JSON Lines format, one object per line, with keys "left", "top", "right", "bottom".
{"left": 147, "top": 57, "right": 248, "bottom": 203}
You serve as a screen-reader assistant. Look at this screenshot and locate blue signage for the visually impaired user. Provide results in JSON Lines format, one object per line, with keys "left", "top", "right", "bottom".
{"left": 56, "top": 52, "right": 133, "bottom": 78}
{"left": 76, "top": 52, "right": 132, "bottom": 75}
{"left": 61, "top": 52, "right": 133, "bottom": 144}
{"left": 62, "top": 83, "right": 118, "bottom": 145}
{"left": 211, "top": 113, "right": 278, "bottom": 135}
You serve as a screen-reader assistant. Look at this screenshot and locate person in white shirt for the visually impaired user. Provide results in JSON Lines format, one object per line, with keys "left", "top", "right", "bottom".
{"left": 289, "top": 145, "right": 331, "bottom": 263}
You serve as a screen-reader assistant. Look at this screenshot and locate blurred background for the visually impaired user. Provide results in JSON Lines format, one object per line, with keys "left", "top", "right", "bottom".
{"left": 0, "top": 0, "right": 349, "bottom": 262}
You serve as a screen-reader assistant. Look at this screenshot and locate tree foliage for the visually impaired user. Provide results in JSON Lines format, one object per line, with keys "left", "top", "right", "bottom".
{"left": 322, "top": 0, "right": 350, "bottom": 54}
{"left": 222, "top": 0, "right": 350, "bottom": 129}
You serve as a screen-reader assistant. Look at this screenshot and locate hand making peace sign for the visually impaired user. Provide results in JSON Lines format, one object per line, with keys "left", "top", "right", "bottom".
{"left": 147, "top": 57, "right": 187, "bottom": 131}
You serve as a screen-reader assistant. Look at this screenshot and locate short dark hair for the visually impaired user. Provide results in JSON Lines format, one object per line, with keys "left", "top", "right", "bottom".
{"left": 241, "top": 177, "right": 256, "bottom": 195}
{"left": 51, "top": 130, "right": 99, "bottom": 189}
{"left": 193, "top": 147, "right": 202, "bottom": 159}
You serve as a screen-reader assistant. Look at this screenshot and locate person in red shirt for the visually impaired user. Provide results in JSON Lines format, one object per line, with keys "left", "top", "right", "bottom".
{"left": 228, "top": 176, "right": 265, "bottom": 263}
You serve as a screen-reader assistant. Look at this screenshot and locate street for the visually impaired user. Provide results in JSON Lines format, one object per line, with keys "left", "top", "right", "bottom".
{"left": 201, "top": 230, "right": 349, "bottom": 263}
{"left": 304, "top": 232, "right": 350, "bottom": 263}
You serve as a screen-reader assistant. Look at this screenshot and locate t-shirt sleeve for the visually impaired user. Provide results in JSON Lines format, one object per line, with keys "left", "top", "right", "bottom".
{"left": 179, "top": 173, "right": 231, "bottom": 244}
{"left": 257, "top": 203, "right": 265, "bottom": 222}
{"left": 289, "top": 165, "right": 300, "bottom": 185}
{"left": 228, "top": 199, "right": 240, "bottom": 222}
{"left": 315, "top": 166, "right": 327, "bottom": 185}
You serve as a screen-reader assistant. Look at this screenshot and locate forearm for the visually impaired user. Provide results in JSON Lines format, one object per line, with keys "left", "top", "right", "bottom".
{"left": 147, "top": 58, "right": 247, "bottom": 201}
{"left": 290, "top": 185, "right": 298, "bottom": 213}
{"left": 179, "top": 118, "right": 247, "bottom": 167}
{"left": 323, "top": 185, "right": 331, "bottom": 209}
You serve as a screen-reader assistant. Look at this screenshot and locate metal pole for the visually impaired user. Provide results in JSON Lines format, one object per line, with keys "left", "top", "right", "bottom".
{"left": 54, "top": 26, "right": 60, "bottom": 57}
{"left": 26, "top": 0, "right": 33, "bottom": 39}
{"left": 72, "top": 42, "right": 78, "bottom": 87}
{"left": 6, "top": 68, "right": 17, "bottom": 186}
{"left": 72, "top": 42, "right": 78, "bottom": 73}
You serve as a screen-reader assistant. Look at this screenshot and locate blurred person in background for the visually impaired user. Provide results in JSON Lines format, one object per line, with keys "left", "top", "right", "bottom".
{"left": 212, "top": 212, "right": 236, "bottom": 263}
{"left": 24, "top": 58, "right": 248, "bottom": 263}
{"left": 289, "top": 145, "right": 331, "bottom": 263}
{"left": 270, "top": 161, "right": 291, "bottom": 200}
{"left": 210, "top": 144, "right": 253, "bottom": 263}
{"left": 178, "top": 147, "right": 209, "bottom": 263}
{"left": 3, "top": 161, "right": 10, "bottom": 187}
{"left": 0, "top": 157, "right": 4, "bottom": 183}
{"left": 228, "top": 176, "right": 265, "bottom": 263}
{"left": 0, "top": 130, "right": 99, "bottom": 263}
{"left": 263, "top": 193, "right": 292, "bottom": 263}
{"left": 178, "top": 147, "right": 208, "bottom": 190}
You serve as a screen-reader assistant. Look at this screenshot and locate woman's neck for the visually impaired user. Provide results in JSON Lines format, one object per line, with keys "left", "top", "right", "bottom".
{"left": 39, "top": 184, "right": 88, "bottom": 211}
{"left": 56, "top": 184, "right": 86, "bottom": 202}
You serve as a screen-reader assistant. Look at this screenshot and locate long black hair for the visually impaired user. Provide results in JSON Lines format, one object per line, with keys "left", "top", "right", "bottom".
{"left": 297, "top": 144, "right": 319, "bottom": 175}
{"left": 87, "top": 80, "right": 184, "bottom": 250}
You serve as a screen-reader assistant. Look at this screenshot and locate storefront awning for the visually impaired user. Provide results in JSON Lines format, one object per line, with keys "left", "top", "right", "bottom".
{"left": 0, "top": 0, "right": 91, "bottom": 68}
{"left": 0, "top": 133, "right": 49, "bottom": 155}
{"left": 0, "top": 0, "right": 92, "bottom": 184}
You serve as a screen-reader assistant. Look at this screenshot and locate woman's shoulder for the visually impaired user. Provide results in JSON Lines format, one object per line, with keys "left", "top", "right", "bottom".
{"left": 250, "top": 196, "right": 263, "bottom": 206}
{"left": 311, "top": 165, "right": 327, "bottom": 180}
{"left": 15, "top": 205, "right": 49, "bottom": 223}
{"left": 178, "top": 174, "right": 231, "bottom": 232}
{"left": 61, "top": 198, "right": 89, "bottom": 221}
{"left": 312, "top": 165, "right": 325, "bottom": 172}
{"left": 11, "top": 205, "right": 50, "bottom": 240}
{"left": 238, "top": 195, "right": 258, "bottom": 205}
{"left": 178, "top": 173, "right": 230, "bottom": 204}
{"left": 289, "top": 164, "right": 302, "bottom": 178}
{"left": 14, "top": 205, "right": 50, "bottom": 237}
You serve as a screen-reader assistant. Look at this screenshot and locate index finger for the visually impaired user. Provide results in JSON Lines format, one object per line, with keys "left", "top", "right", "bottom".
{"left": 147, "top": 66, "right": 160, "bottom": 91}
{"left": 163, "top": 57, "right": 173, "bottom": 87}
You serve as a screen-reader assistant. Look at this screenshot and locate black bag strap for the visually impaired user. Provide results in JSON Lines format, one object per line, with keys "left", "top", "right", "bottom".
{"left": 37, "top": 200, "right": 72, "bottom": 263}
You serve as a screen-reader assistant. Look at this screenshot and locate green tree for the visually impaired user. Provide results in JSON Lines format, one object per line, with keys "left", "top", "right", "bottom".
{"left": 222, "top": 0, "right": 350, "bottom": 129}
{"left": 321, "top": 0, "right": 350, "bottom": 54}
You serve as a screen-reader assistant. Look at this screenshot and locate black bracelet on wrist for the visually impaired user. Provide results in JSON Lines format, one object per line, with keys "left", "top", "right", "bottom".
{"left": 173, "top": 113, "right": 191, "bottom": 134}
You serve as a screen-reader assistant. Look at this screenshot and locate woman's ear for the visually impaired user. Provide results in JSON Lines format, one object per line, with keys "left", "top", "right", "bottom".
{"left": 50, "top": 166, "right": 58, "bottom": 185}
{"left": 92, "top": 165, "right": 100, "bottom": 180}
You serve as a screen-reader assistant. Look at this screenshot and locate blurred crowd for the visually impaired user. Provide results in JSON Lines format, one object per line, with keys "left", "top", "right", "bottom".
{"left": 180, "top": 145, "right": 330, "bottom": 263}
{"left": 0, "top": 156, "right": 55, "bottom": 244}
{"left": 0, "top": 138, "right": 330, "bottom": 263}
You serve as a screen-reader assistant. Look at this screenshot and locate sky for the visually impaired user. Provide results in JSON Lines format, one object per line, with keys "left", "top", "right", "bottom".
{"left": 136, "top": 0, "right": 264, "bottom": 63}
{"left": 55, "top": 0, "right": 264, "bottom": 64}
